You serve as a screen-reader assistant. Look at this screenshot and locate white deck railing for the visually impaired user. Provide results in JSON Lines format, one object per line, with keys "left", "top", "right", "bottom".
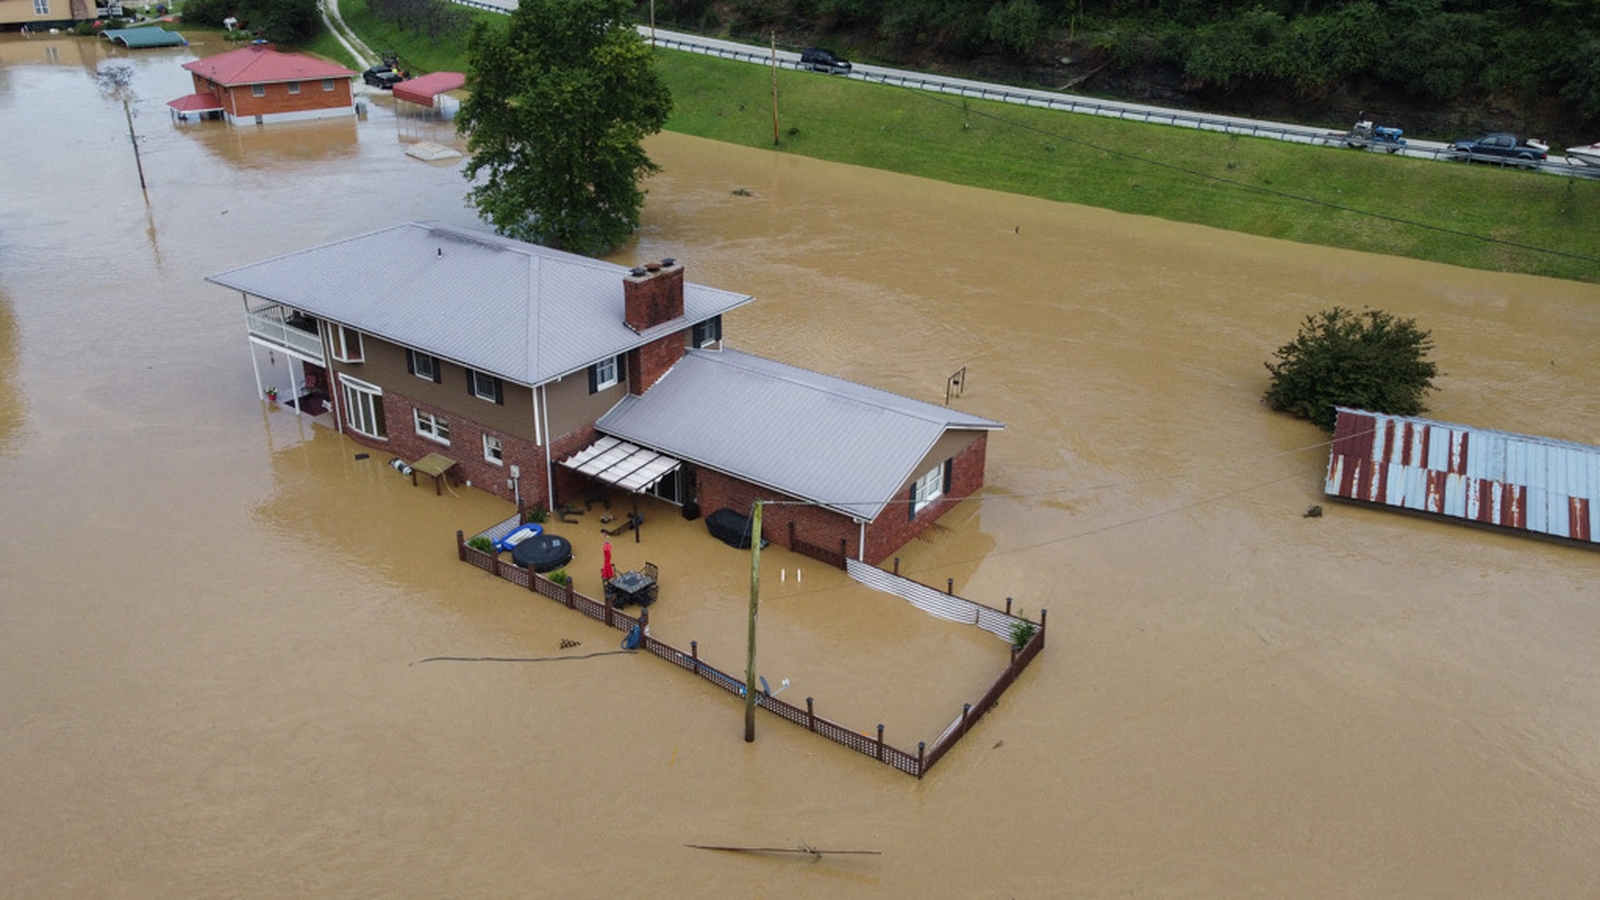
{"left": 246, "top": 309, "right": 324, "bottom": 362}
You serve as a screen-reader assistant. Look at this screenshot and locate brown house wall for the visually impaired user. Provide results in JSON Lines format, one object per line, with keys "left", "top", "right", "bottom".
{"left": 214, "top": 78, "right": 353, "bottom": 118}
{"left": 544, "top": 368, "right": 626, "bottom": 439}
{"left": 358, "top": 336, "right": 535, "bottom": 441}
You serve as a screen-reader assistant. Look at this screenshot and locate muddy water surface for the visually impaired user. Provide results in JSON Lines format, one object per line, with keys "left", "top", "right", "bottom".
{"left": 3, "top": 35, "right": 1600, "bottom": 898}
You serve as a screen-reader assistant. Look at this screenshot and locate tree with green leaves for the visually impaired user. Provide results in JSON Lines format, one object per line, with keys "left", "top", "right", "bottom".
{"left": 1264, "top": 307, "right": 1438, "bottom": 432}
{"left": 458, "top": 0, "right": 671, "bottom": 256}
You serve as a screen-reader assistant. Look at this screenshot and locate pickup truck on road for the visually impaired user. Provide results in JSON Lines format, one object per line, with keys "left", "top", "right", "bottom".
{"left": 1445, "top": 133, "right": 1548, "bottom": 168}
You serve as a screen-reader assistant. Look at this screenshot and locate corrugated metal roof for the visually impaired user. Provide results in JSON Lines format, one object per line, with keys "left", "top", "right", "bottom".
{"left": 1325, "top": 407, "right": 1599, "bottom": 543}
{"left": 181, "top": 44, "right": 356, "bottom": 85}
{"left": 596, "top": 349, "right": 1004, "bottom": 521}
{"left": 205, "top": 223, "right": 753, "bottom": 385}
{"left": 103, "top": 27, "right": 187, "bottom": 48}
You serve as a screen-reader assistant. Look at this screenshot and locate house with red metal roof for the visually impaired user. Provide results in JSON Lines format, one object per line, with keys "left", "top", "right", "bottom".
{"left": 167, "top": 44, "right": 356, "bottom": 125}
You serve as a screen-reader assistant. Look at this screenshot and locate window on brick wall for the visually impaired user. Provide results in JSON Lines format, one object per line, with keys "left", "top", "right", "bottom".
{"left": 251, "top": 84, "right": 265, "bottom": 98}
{"left": 323, "top": 78, "right": 335, "bottom": 91}
{"left": 414, "top": 409, "right": 450, "bottom": 445}
{"left": 288, "top": 81, "right": 301, "bottom": 95}
{"left": 483, "top": 434, "right": 504, "bottom": 466}
{"left": 909, "top": 459, "right": 953, "bottom": 518}
{"left": 340, "top": 374, "right": 386, "bottom": 439}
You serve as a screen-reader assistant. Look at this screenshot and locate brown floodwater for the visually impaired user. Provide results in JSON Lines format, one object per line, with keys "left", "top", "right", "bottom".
{"left": 4, "top": 34, "right": 1600, "bottom": 898}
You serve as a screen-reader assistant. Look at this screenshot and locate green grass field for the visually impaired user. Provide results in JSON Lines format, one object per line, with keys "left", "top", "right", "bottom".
{"left": 310, "top": 7, "right": 1600, "bottom": 284}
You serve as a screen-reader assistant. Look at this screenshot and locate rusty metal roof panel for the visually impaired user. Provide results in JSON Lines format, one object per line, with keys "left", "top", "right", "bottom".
{"left": 1326, "top": 407, "right": 1600, "bottom": 545}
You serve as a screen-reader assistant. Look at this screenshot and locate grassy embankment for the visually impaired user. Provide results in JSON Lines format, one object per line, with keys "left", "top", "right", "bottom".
{"left": 314, "top": 5, "right": 1600, "bottom": 284}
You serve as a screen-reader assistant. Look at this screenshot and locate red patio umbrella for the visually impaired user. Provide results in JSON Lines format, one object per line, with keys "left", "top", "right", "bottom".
{"left": 601, "top": 541, "right": 615, "bottom": 581}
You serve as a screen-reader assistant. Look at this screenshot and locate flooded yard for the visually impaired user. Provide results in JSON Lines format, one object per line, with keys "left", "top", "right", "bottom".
{"left": 3, "top": 33, "right": 1600, "bottom": 898}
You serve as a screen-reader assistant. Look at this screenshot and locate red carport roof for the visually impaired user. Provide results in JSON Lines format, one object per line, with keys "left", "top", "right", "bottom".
{"left": 167, "top": 92, "right": 225, "bottom": 112}
{"left": 392, "top": 72, "right": 466, "bottom": 106}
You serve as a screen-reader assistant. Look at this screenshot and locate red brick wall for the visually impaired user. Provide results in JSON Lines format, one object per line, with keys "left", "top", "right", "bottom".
{"left": 547, "top": 423, "right": 602, "bottom": 511}
{"left": 329, "top": 383, "right": 547, "bottom": 508}
{"left": 627, "top": 334, "right": 684, "bottom": 395}
{"left": 861, "top": 434, "right": 989, "bottom": 565}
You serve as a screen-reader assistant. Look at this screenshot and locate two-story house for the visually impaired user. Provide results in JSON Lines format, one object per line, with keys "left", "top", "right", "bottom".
{"left": 210, "top": 222, "right": 1002, "bottom": 565}
{"left": 167, "top": 43, "right": 355, "bottom": 125}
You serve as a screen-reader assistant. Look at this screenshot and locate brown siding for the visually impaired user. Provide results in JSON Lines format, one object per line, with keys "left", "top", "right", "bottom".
{"left": 221, "top": 79, "right": 352, "bottom": 118}
{"left": 544, "top": 369, "right": 626, "bottom": 439}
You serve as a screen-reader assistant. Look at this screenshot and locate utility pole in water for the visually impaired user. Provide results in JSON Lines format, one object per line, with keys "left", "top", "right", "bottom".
{"left": 123, "top": 99, "right": 148, "bottom": 191}
{"left": 743, "top": 500, "right": 763, "bottom": 741}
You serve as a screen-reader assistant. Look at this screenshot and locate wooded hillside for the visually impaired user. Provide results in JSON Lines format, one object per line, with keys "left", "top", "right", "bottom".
{"left": 643, "top": 0, "right": 1600, "bottom": 144}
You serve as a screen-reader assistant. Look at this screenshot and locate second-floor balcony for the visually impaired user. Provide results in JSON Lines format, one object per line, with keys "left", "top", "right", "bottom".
{"left": 246, "top": 304, "right": 324, "bottom": 363}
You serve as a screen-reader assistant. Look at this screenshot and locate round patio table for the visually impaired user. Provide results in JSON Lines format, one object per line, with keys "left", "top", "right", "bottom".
{"left": 510, "top": 533, "right": 573, "bottom": 573}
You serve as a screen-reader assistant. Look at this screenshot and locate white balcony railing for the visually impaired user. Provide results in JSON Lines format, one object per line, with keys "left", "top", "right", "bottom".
{"left": 246, "top": 308, "right": 325, "bottom": 363}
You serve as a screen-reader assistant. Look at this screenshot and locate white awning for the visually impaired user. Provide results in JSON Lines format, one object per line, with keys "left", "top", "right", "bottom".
{"left": 560, "top": 436, "right": 680, "bottom": 492}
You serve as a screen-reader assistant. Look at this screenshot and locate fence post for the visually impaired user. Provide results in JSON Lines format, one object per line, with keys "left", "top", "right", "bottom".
{"left": 1005, "top": 597, "right": 1012, "bottom": 615}
{"left": 893, "top": 557, "right": 899, "bottom": 576}
{"left": 526, "top": 565, "right": 537, "bottom": 592}
{"left": 640, "top": 609, "right": 650, "bottom": 651}
{"left": 564, "top": 577, "right": 574, "bottom": 609}
{"left": 806, "top": 697, "right": 815, "bottom": 732}
{"left": 691, "top": 640, "right": 699, "bottom": 674}
{"left": 604, "top": 594, "right": 612, "bottom": 627}
{"left": 456, "top": 530, "right": 466, "bottom": 561}
{"left": 876, "top": 724, "right": 884, "bottom": 761}
{"left": 917, "top": 741, "right": 926, "bottom": 779}
{"left": 946, "top": 577, "right": 954, "bottom": 595}
{"left": 960, "top": 702, "right": 971, "bottom": 737}
{"left": 1039, "top": 608, "right": 1048, "bottom": 648}
{"left": 490, "top": 549, "right": 500, "bottom": 578}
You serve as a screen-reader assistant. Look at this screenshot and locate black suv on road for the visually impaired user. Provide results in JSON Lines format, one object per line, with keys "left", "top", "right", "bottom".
{"left": 799, "top": 48, "right": 851, "bottom": 74}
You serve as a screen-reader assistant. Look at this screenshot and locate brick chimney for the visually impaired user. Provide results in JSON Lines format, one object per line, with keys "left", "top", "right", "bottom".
{"left": 623, "top": 259, "right": 686, "bottom": 395}
{"left": 623, "top": 259, "right": 684, "bottom": 332}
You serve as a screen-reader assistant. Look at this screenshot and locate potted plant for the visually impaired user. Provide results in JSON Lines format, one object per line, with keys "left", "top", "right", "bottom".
{"left": 265, "top": 387, "right": 279, "bottom": 402}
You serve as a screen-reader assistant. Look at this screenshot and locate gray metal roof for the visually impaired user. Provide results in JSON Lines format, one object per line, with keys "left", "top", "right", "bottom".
{"left": 205, "top": 223, "right": 753, "bottom": 385}
{"left": 596, "top": 349, "right": 1003, "bottom": 521}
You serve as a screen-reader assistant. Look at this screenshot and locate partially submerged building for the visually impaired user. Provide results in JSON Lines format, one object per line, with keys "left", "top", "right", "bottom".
{"left": 168, "top": 43, "right": 355, "bottom": 125}
{"left": 210, "top": 222, "right": 1002, "bottom": 564}
{"left": 1325, "top": 407, "right": 1600, "bottom": 545}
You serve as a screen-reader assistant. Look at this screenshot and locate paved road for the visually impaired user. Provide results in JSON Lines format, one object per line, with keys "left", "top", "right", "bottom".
{"left": 439, "top": 0, "right": 1599, "bottom": 178}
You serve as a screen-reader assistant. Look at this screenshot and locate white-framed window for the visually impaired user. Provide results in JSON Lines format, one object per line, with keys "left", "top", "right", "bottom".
{"left": 691, "top": 315, "right": 722, "bottom": 349}
{"left": 33, "top": 0, "right": 49, "bottom": 14}
{"left": 911, "top": 463, "right": 946, "bottom": 514}
{"left": 288, "top": 82, "right": 301, "bottom": 95}
{"left": 407, "top": 350, "right": 441, "bottom": 383}
{"left": 414, "top": 409, "right": 450, "bottom": 445}
{"left": 467, "top": 369, "right": 503, "bottom": 404}
{"left": 322, "top": 78, "right": 335, "bottom": 92}
{"left": 590, "top": 355, "right": 621, "bottom": 393}
{"left": 483, "top": 434, "right": 504, "bottom": 466}
{"left": 251, "top": 84, "right": 265, "bottom": 98}
{"left": 339, "top": 375, "right": 386, "bottom": 439}
{"left": 331, "top": 326, "right": 364, "bottom": 362}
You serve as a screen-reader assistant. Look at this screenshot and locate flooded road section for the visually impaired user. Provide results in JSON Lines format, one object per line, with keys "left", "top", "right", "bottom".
{"left": 3, "top": 35, "right": 1600, "bottom": 898}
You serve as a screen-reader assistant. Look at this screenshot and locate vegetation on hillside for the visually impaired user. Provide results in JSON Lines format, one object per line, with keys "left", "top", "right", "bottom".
{"left": 644, "top": 0, "right": 1600, "bottom": 143}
